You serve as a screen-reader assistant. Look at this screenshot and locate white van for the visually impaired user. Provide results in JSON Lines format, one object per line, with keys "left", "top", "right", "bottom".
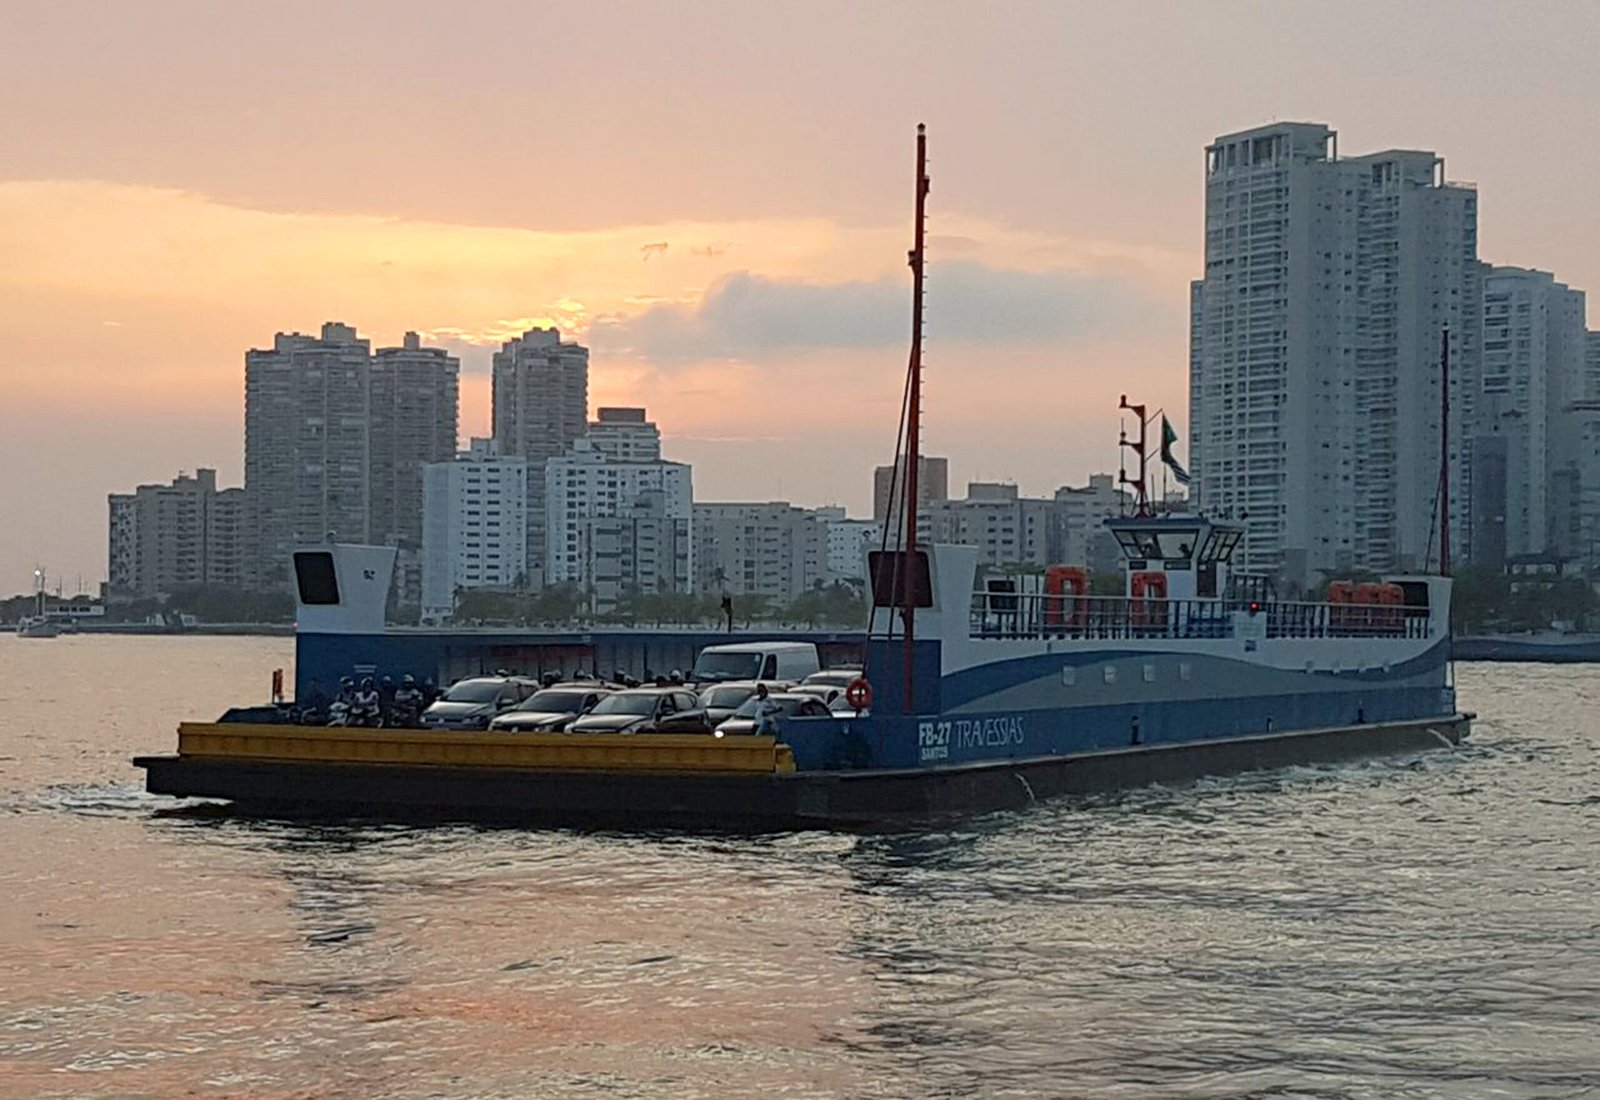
{"left": 691, "top": 641, "right": 821, "bottom": 685}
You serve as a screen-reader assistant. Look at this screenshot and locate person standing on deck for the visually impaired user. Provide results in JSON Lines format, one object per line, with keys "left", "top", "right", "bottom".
{"left": 752, "top": 683, "right": 782, "bottom": 735}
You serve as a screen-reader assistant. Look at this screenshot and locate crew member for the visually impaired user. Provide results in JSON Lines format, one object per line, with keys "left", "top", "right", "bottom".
{"left": 298, "top": 680, "right": 330, "bottom": 725}
{"left": 392, "top": 675, "right": 425, "bottom": 726}
{"left": 355, "top": 677, "right": 382, "bottom": 726}
{"left": 752, "top": 683, "right": 782, "bottom": 735}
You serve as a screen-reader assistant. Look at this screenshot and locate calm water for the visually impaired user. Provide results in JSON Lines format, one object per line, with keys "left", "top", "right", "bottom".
{"left": 1, "top": 636, "right": 1597, "bottom": 1099}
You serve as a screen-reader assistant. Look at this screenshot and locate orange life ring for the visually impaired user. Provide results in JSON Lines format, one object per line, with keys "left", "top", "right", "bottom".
{"left": 845, "top": 678, "right": 873, "bottom": 711}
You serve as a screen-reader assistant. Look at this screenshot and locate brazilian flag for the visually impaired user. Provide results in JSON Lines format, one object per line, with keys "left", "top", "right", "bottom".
{"left": 1160, "top": 416, "right": 1191, "bottom": 485}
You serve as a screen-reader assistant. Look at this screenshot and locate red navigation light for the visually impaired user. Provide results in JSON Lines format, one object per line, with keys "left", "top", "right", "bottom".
{"left": 1248, "top": 601, "right": 1261, "bottom": 615}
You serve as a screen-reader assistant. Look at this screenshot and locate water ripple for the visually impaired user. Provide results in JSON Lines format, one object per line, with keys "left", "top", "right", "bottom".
{"left": 1, "top": 641, "right": 1598, "bottom": 1097}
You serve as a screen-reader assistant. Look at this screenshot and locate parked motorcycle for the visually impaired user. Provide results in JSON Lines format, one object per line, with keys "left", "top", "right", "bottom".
{"left": 327, "top": 698, "right": 384, "bottom": 728}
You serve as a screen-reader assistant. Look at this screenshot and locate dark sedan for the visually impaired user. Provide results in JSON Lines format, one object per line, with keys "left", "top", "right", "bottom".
{"left": 419, "top": 676, "right": 540, "bottom": 731}
{"left": 565, "top": 688, "right": 703, "bottom": 734}
{"left": 488, "top": 685, "right": 615, "bottom": 732}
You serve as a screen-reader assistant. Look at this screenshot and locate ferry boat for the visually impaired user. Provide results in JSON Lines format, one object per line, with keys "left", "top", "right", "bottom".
{"left": 132, "top": 524, "right": 1465, "bottom": 828}
{"left": 16, "top": 568, "right": 61, "bottom": 639}
{"left": 133, "top": 126, "right": 1468, "bottom": 827}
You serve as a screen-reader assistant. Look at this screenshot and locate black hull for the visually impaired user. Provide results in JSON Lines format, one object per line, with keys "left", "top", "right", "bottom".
{"left": 135, "top": 713, "right": 1470, "bottom": 831}
{"left": 1453, "top": 636, "right": 1600, "bottom": 662}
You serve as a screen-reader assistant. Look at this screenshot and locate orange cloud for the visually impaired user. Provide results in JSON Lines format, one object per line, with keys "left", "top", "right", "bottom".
{"left": 0, "top": 179, "right": 1190, "bottom": 587}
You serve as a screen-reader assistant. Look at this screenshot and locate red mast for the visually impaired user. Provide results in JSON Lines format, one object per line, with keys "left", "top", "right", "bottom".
{"left": 902, "top": 123, "right": 929, "bottom": 714}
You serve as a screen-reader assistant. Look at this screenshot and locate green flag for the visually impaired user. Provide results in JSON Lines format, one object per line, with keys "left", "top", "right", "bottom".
{"left": 1160, "top": 416, "right": 1191, "bottom": 485}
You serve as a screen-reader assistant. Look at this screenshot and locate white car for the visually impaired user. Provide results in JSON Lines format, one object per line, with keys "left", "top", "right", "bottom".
{"left": 713, "top": 693, "right": 834, "bottom": 736}
{"left": 694, "top": 680, "right": 793, "bottom": 725}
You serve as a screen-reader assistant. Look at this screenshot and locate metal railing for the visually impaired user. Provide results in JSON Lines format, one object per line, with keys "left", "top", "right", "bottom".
{"left": 970, "top": 592, "right": 1432, "bottom": 642}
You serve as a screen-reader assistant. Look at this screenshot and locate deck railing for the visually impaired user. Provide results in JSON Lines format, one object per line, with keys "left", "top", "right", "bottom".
{"left": 969, "top": 592, "right": 1432, "bottom": 642}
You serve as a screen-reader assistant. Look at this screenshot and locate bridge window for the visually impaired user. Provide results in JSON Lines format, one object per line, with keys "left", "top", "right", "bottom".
{"left": 869, "top": 550, "right": 933, "bottom": 609}
{"left": 293, "top": 552, "right": 339, "bottom": 606}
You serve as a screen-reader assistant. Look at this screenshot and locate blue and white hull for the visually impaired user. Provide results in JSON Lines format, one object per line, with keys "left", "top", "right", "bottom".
{"left": 135, "top": 539, "right": 1468, "bottom": 829}
{"left": 784, "top": 538, "right": 1461, "bottom": 784}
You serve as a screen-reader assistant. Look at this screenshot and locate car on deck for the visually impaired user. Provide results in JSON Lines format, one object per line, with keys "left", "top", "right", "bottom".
{"left": 488, "top": 684, "right": 617, "bottom": 732}
{"left": 694, "top": 680, "right": 793, "bottom": 726}
{"left": 420, "top": 675, "right": 540, "bottom": 731}
{"left": 566, "top": 687, "right": 705, "bottom": 734}
{"left": 713, "top": 692, "right": 835, "bottom": 736}
{"left": 800, "top": 668, "right": 863, "bottom": 690}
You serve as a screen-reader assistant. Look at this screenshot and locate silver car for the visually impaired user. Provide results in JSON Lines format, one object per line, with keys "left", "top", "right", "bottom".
{"left": 694, "top": 680, "right": 793, "bottom": 726}
{"left": 714, "top": 693, "right": 833, "bottom": 736}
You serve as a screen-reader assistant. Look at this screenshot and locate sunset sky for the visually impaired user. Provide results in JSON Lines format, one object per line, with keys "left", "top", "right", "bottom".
{"left": 3, "top": 1, "right": 1598, "bottom": 592}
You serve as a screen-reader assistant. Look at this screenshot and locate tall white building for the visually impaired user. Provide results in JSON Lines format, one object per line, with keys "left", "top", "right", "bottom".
{"left": 1346, "top": 151, "right": 1481, "bottom": 573}
{"left": 491, "top": 327, "right": 589, "bottom": 587}
{"left": 544, "top": 425, "right": 692, "bottom": 616}
{"left": 108, "top": 495, "right": 138, "bottom": 595}
{"left": 369, "top": 332, "right": 459, "bottom": 552}
{"left": 585, "top": 407, "right": 662, "bottom": 463}
{"left": 920, "top": 483, "right": 1065, "bottom": 570}
{"left": 1053, "top": 473, "right": 1129, "bottom": 569}
{"left": 823, "top": 517, "right": 881, "bottom": 584}
{"left": 106, "top": 469, "right": 246, "bottom": 598}
{"left": 1550, "top": 401, "right": 1600, "bottom": 569}
{"left": 1190, "top": 122, "right": 1480, "bottom": 588}
{"left": 1476, "top": 267, "right": 1589, "bottom": 562}
{"left": 694, "top": 502, "right": 827, "bottom": 604}
{"left": 420, "top": 439, "right": 528, "bottom": 624}
{"left": 244, "top": 322, "right": 458, "bottom": 593}
{"left": 873, "top": 455, "right": 950, "bottom": 524}
{"left": 244, "top": 322, "right": 372, "bottom": 585}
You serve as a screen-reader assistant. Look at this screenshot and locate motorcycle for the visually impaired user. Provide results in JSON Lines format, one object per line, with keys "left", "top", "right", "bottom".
{"left": 326, "top": 697, "right": 384, "bottom": 728}
{"left": 389, "top": 690, "right": 424, "bottom": 728}
{"left": 351, "top": 693, "right": 384, "bottom": 728}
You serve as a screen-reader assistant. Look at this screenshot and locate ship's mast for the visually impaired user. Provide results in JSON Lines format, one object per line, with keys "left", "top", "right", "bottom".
{"left": 1439, "top": 326, "right": 1451, "bottom": 577}
{"left": 901, "top": 123, "right": 929, "bottom": 713}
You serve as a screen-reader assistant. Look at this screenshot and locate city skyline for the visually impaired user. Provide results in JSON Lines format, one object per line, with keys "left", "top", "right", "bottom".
{"left": 5, "top": 2, "right": 1600, "bottom": 588}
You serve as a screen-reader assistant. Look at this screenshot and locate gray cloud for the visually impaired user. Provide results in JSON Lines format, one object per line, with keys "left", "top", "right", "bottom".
{"left": 591, "top": 261, "right": 1155, "bottom": 361}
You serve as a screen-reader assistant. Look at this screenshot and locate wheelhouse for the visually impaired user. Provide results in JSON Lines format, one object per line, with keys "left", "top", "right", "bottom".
{"left": 1107, "top": 513, "right": 1243, "bottom": 601}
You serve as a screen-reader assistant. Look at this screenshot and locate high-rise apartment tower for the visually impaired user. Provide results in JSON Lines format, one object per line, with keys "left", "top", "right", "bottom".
{"left": 491, "top": 327, "right": 590, "bottom": 586}
{"left": 1189, "top": 122, "right": 1479, "bottom": 588}
{"left": 369, "top": 331, "right": 459, "bottom": 552}
{"left": 244, "top": 322, "right": 372, "bottom": 585}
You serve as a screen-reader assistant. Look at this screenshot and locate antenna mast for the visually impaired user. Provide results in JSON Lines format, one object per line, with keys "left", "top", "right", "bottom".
{"left": 1118, "top": 395, "right": 1151, "bottom": 516}
{"left": 901, "top": 123, "right": 929, "bottom": 713}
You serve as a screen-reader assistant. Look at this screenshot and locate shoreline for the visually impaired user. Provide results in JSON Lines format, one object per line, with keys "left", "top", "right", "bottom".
{"left": 4, "top": 623, "right": 295, "bottom": 637}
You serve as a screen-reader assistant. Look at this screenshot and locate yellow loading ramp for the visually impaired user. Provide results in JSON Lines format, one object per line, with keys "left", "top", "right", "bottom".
{"left": 175, "top": 722, "right": 796, "bottom": 774}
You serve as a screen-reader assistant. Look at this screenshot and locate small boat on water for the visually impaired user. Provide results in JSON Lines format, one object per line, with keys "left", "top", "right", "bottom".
{"left": 133, "top": 126, "right": 1469, "bottom": 828}
{"left": 16, "top": 569, "right": 61, "bottom": 639}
